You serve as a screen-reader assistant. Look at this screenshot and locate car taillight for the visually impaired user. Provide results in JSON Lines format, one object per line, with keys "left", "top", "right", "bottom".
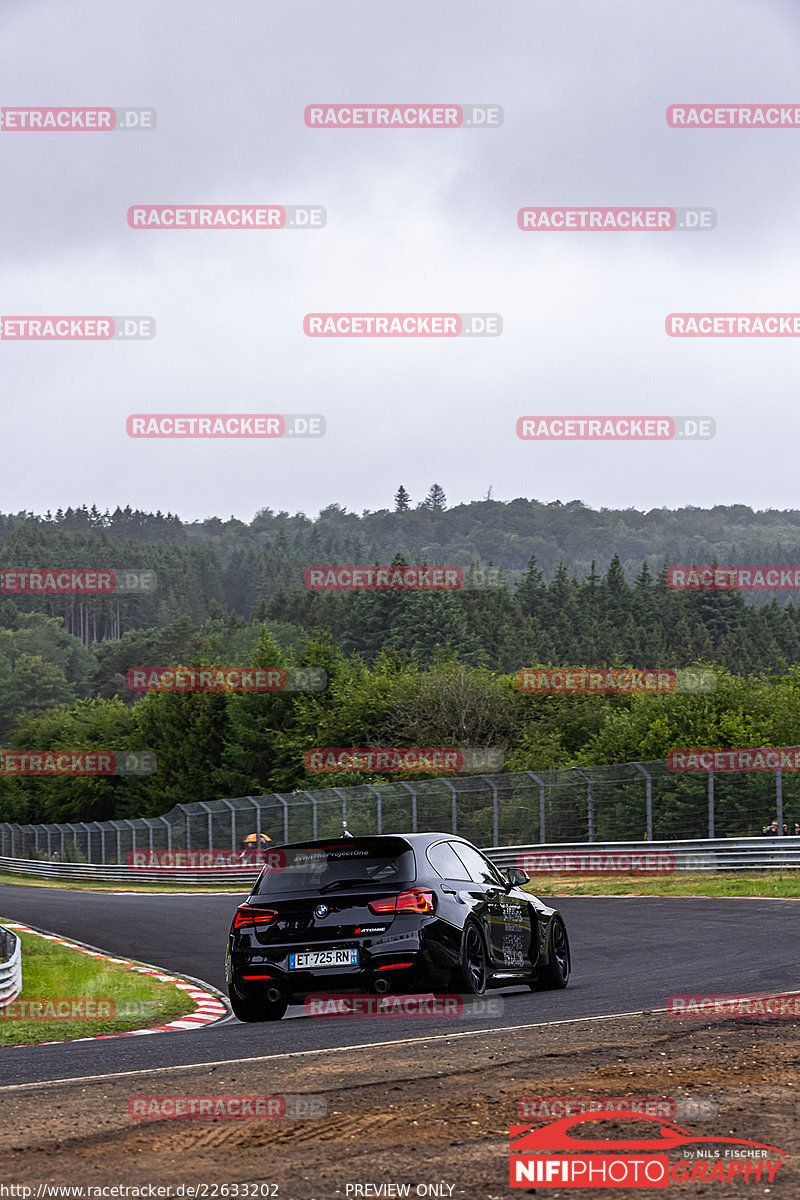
{"left": 233, "top": 906, "right": 277, "bottom": 929}
{"left": 368, "top": 889, "right": 436, "bottom": 915}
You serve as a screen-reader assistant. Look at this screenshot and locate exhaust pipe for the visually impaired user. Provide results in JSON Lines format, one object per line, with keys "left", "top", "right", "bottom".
{"left": 374, "top": 977, "right": 390, "bottom": 994}
{"left": 266, "top": 987, "right": 283, "bottom": 1004}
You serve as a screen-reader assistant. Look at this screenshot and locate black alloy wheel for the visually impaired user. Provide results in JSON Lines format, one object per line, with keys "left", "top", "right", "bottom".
{"left": 454, "top": 922, "right": 488, "bottom": 995}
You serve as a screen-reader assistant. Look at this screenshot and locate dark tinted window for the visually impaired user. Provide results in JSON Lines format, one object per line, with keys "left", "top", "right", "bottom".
{"left": 253, "top": 837, "right": 415, "bottom": 895}
{"left": 427, "top": 841, "right": 471, "bottom": 880}
{"left": 450, "top": 842, "right": 504, "bottom": 886}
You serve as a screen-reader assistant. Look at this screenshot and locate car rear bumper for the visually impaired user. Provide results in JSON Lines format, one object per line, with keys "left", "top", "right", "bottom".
{"left": 228, "top": 928, "right": 450, "bottom": 996}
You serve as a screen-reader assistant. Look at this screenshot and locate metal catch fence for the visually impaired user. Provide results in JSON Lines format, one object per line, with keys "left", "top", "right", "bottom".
{"left": 1, "top": 760, "right": 798, "bottom": 866}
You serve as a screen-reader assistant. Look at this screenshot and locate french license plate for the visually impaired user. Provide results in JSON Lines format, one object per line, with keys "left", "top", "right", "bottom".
{"left": 288, "top": 948, "right": 359, "bottom": 970}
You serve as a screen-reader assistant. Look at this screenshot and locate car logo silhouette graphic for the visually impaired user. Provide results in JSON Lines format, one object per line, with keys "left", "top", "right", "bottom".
{"left": 315, "top": 904, "right": 329, "bottom": 918}
{"left": 510, "top": 1110, "right": 784, "bottom": 1154}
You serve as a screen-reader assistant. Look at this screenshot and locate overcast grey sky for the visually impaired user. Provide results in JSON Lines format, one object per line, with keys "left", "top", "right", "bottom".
{"left": 1, "top": 0, "right": 798, "bottom": 522}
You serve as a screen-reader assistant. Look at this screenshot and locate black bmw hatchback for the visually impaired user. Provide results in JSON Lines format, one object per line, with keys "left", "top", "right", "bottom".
{"left": 226, "top": 832, "right": 571, "bottom": 1021}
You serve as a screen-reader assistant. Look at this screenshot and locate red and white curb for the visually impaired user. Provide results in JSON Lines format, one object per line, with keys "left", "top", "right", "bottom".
{"left": 2, "top": 922, "right": 228, "bottom": 1045}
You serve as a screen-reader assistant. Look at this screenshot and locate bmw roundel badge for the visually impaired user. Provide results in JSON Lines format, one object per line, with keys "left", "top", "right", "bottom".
{"left": 315, "top": 904, "right": 329, "bottom": 919}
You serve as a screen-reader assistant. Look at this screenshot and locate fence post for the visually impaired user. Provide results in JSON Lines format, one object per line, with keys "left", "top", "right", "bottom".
{"left": 220, "top": 799, "right": 237, "bottom": 849}
{"left": 276, "top": 797, "right": 289, "bottom": 843}
{"left": 331, "top": 789, "right": 347, "bottom": 835}
{"left": 776, "top": 769, "right": 784, "bottom": 836}
{"left": 480, "top": 776, "right": 499, "bottom": 846}
{"left": 79, "top": 822, "right": 92, "bottom": 862}
{"left": 197, "top": 802, "right": 214, "bottom": 849}
{"left": 184, "top": 805, "right": 191, "bottom": 849}
{"left": 708, "top": 772, "right": 715, "bottom": 839}
{"left": 526, "top": 772, "right": 546, "bottom": 843}
{"left": 159, "top": 815, "right": 172, "bottom": 851}
{"left": 398, "top": 783, "right": 418, "bottom": 833}
{"left": 243, "top": 797, "right": 261, "bottom": 843}
{"left": 124, "top": 819, "right": 137, "bottom": 859}
{"left": 301, "top": 792, "right": 319, "bottom": 839}
{"left": 572, "top": 766, "right": 595, "bottom": 842}
{"left": 441, "top": 780, "right": 457, "bottom": 835}
{"left": 365, "top": 786, "right": 382, "bottom": 835}
{"left": 632, "top": 762, "right": 653, "bottom": 841}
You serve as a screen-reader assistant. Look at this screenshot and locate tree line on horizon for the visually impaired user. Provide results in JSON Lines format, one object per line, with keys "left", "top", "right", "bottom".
{"left": 4, "top": 499, "right": 800, "bottom": 830}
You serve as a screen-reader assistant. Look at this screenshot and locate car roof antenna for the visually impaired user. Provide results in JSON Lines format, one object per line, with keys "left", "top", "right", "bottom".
{"left": 341, "top": 819, "right": 354, "bottom": 839}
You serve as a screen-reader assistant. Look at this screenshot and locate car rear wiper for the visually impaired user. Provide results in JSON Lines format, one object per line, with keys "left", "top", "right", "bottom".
{"left": 319, "top": 877, "right": 377, "bottom": 893}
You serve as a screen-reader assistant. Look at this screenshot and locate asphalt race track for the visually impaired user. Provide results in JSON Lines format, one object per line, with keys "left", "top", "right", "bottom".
{"left": 1, "top": 884, "right": 798, "bottom": 1088}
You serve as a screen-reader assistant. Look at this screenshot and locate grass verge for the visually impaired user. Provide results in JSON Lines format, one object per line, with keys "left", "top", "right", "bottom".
{"left": 3, "top": 870, "right": 800, "bottom": 899}
{"left": 524, "top": 872, "right": 800, "bottom": 898}
{"left": 0, "top": 921, "right": 198, "bottom": 1046}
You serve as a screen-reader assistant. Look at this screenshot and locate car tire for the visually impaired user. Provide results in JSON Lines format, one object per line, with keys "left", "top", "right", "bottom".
{"left": 526, "top": 912, "right": 542, "bottom": 991}
{"left": 452, "top": 921, "right": 489, "bottom": 995}
{"left": 229, "top": 986, "right": 288, "bottom": 1022}
{"left": 538, "top": 916, "right": 570, "bottom": 990}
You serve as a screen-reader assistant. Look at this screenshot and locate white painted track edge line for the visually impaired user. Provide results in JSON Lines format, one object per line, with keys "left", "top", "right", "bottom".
{"left": 0, "top": 1006, "right": 669, "bottom": 1092}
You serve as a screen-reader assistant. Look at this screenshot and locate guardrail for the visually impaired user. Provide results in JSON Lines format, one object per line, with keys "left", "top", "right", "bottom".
{"left": 0, "top": 856, "right": 260, "bottom": 886}
{"left": 490, "top": 836, "right": 800, "bottom": 873}
{"left": 0, "top": 925, "right": 23, "bottom": 1009}
{"left": 1, "top": 836, "right": 799, "bottom": 885}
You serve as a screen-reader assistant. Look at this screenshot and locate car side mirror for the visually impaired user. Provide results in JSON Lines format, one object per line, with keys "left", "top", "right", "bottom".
{"left": 503, "top": 866, "right": 530, "bottom": 889}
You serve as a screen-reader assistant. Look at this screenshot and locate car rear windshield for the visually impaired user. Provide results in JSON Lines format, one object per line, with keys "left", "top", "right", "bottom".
{"left": 253, "top": 837, "right": 416, "bottom": 895}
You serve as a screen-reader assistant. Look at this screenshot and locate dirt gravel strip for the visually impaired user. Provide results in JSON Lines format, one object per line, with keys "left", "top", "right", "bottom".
{"left": 0, "top": 1009, "right": 796, "bottom": 1198}
{"left": 2, "top": 922, "right": 228, "bottom": 1044}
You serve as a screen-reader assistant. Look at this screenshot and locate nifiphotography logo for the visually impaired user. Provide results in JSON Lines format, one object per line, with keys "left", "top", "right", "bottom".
{"left": 509, "top": 1110, "right": 784, "bottom": 1188}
